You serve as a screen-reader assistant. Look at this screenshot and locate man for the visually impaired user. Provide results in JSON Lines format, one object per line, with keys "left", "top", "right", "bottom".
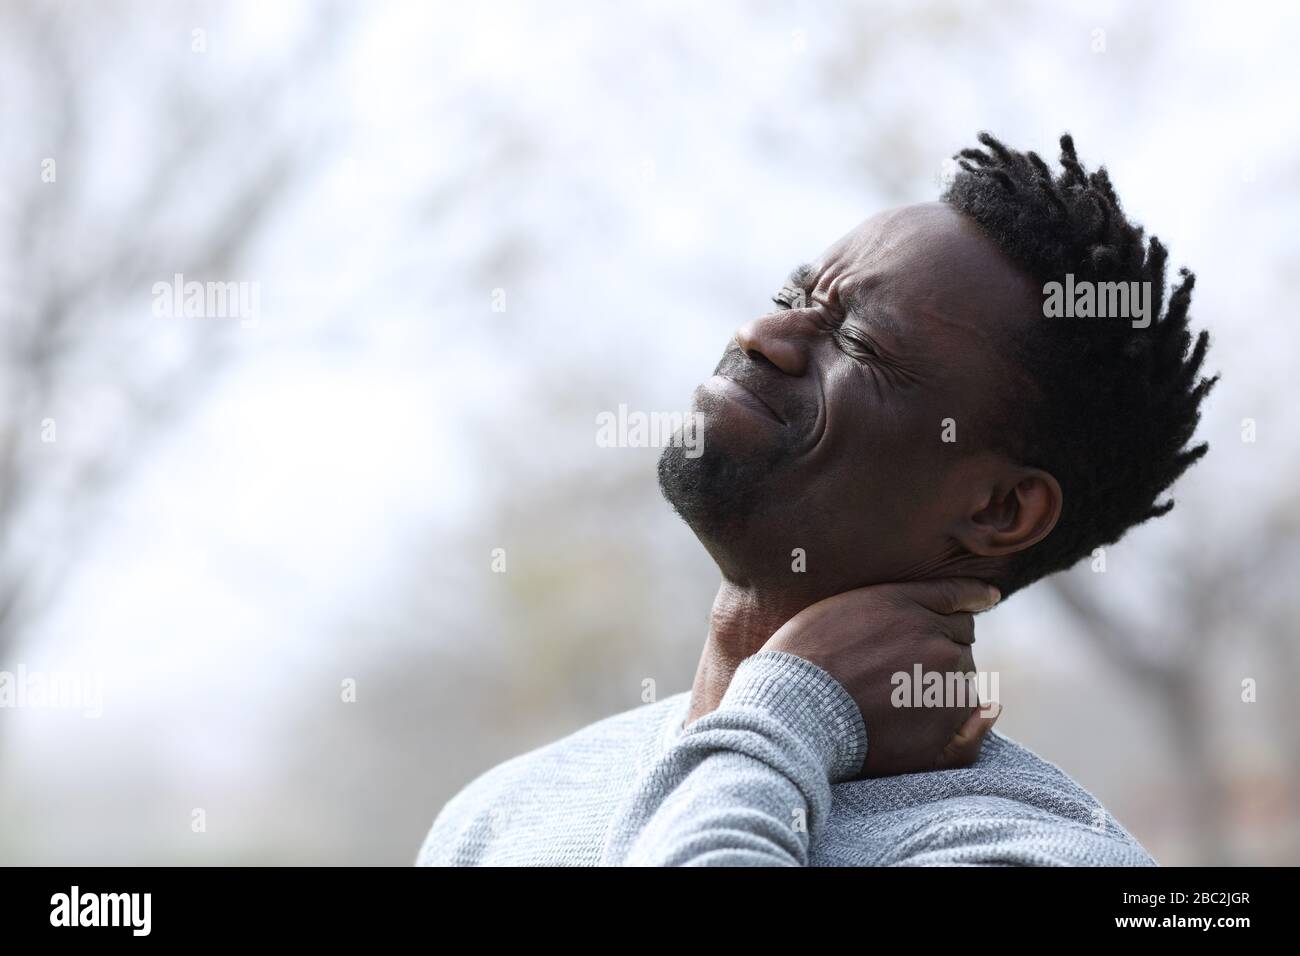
{"left": 417, "top": 133, "right": 1216, "bottom": 866}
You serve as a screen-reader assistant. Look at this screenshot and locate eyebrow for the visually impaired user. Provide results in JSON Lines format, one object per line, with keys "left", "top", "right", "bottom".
{"left": 785, "top": 263, "right": 815, "bottom": 291}
{"left": 840, "top": 281, "right": 902, "bottom": 336}
{"left": 771, "top": 263, "right": 815, "bottom": 308}
{"left": 774, "top": 264, "right": 901, "bottom": 336}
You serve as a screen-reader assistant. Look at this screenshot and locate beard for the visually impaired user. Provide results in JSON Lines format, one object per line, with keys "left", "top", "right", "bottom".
{"left": 658, "top": 344, "right": 817, "bottom": 544}
{"left": 656, "top": 436, "right": 786, "bottom": 543}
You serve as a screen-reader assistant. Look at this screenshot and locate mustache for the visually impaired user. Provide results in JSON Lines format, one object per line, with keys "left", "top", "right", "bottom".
{"left": 712, "top": 343, "right": 818, "bottom": 434}
{"left": 712, "top": 343, "right": 749, "bottom": 379}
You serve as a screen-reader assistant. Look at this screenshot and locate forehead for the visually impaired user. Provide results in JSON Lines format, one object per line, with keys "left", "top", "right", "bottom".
{"left": 807, "top": 202, "right": 1039, "bottom": 342}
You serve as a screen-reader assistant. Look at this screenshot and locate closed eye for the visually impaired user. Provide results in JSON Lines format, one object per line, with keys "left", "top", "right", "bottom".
{"left": 834, "top": 325, "right": 880, "bottom": 362}
{"left": 771, "top": 287, "right": 806, "bottom": 311}
{"left": 772, "top": 263, "right": 814, "bottom": 311}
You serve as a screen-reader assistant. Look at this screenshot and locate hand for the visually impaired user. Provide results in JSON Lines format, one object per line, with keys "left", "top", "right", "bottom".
{"left": 761, "top": 578, "right": 1002, "bottom": 777}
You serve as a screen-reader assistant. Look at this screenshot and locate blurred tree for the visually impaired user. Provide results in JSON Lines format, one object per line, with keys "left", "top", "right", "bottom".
{"left": 1048, "top": 489, "right": 1300, "bottom": 864}
{"left": 0, "top": 1, "right": 345, "bottom": 675}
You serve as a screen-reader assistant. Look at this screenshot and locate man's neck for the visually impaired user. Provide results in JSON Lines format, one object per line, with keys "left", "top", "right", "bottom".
{"left": 685, "top": 581, "right": 809, "bottom": 725}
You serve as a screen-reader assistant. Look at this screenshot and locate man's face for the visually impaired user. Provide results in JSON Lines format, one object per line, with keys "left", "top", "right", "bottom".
{"left": 659, "top": 201, "right": 1043, "bottom": 594}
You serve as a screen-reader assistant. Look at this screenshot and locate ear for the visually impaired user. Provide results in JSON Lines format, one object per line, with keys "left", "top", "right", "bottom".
{"left": 955, "top": 468, "right": 1063, "bottom": 557}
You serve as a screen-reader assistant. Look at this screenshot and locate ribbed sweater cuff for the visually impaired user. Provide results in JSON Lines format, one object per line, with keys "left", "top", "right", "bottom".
{"left": 720, "top": 650, "right": 868, "bottom": 783}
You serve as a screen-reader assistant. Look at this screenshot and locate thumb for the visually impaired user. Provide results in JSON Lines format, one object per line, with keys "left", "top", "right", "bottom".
{"left": 934, "top": 701, "right": 1001, "bottom": 770}
{"left": 892, "top": 577, "right": 1001, "bottom": 616}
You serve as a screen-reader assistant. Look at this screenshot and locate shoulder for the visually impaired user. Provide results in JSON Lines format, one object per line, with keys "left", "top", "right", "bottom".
{"left": 974, "top": 729, "right": 1138, "bottom": 835}
{"left": 823, "top": 730, "right": 1156, "bottom": 867}
{"left": 415, "top": 693, "right": 687, "bottom": 865}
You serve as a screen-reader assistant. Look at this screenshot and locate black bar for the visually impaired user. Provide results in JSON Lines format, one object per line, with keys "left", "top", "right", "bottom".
{"left": 3, "top": 866, "right": 1287, "bottom": 941}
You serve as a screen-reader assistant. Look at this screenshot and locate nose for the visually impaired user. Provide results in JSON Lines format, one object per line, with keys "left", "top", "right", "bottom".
{"left": 734, "top": 309, "right": 815, "bottom": 377}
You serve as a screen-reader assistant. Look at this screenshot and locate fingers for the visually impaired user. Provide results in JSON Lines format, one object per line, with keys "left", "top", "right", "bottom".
{"left": 944, "top": 611, "right": 976, "bottom": 646}
{"left": 893, "top": 578, "right": 1001, "bottom": 616}
{"left": 934, "top": 701, "right": 1001, "bottom": 770}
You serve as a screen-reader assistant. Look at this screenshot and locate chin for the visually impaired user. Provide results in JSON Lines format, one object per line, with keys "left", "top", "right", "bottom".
{"left": 658, "top": 438, "right": 760, "bottom": 544}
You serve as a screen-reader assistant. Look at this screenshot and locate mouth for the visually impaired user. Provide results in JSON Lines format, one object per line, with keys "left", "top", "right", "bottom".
{"left": 701, "top": 374, "right": 786, "bottom": 425}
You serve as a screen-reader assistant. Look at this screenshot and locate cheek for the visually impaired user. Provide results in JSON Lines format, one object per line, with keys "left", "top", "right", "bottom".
{"left": 816, "top": 369, "right": 950, "bottom": 483}
{"left": 809, "top": 383, "right": 961, "bottom": 536}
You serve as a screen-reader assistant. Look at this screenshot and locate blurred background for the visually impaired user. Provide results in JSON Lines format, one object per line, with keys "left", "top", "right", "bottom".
{"left": 0, "top": 0, "right": 1296, "bottom": 865}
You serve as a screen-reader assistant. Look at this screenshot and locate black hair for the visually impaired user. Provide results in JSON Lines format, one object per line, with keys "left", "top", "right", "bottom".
{"left": 941, "top": 132, "right": 1217, "bottom": 596}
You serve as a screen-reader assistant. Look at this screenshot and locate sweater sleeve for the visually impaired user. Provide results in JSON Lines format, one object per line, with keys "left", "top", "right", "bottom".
{"left": 599, "top": 650, "right": 867, "bottom": 866}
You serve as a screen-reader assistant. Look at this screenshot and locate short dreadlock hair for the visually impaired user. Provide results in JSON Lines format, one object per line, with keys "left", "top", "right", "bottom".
{"left": 941, "top": 132, "right": 1217, "bottom": 597}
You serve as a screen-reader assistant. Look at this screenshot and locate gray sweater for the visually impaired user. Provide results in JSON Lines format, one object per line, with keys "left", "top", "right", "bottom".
{"left": 417, "top": 650, "right": 1156, "bottom": 866}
